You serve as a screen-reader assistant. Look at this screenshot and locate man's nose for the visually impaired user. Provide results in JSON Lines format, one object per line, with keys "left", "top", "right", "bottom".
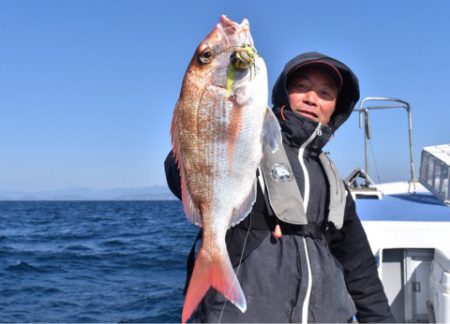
{"left": 303, "top": 91, "right": 318, "bottom": 106}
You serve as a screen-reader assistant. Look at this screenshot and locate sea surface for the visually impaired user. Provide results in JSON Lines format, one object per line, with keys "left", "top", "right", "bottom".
{"left": 0, "top": 200, "right": 198, "bottom": 322}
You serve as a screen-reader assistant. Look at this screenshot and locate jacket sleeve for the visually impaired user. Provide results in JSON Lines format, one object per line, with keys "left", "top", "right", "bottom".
{"left": 164, "top": 151, "right": 182, "bottom": 200}
{"left": 329, "top": 190, "right": 396, "bottom": 323}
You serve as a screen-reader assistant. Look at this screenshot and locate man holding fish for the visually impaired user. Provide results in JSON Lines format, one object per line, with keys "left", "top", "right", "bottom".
{"left": 165, "top": 16, "right": 394, "bottom": 323}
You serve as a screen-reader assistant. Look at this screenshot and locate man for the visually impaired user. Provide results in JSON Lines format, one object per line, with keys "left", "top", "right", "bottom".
{"left": 165, "top": 52, "right": 394, "bottom": 322}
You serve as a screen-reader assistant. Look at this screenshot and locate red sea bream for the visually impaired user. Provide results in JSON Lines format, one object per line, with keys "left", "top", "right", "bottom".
{"left": 171, "top": 15, "right": 281, "bottom": 323}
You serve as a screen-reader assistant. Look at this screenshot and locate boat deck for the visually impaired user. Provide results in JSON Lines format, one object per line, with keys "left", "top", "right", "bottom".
{"left": 357, "top": 191, "right": 450, "bottom": 222}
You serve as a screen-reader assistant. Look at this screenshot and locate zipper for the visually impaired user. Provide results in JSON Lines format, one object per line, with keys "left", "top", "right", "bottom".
{"left": 301, "top": 237, "right": 313, "bottom": 324}
{"left": 297, "top": 122, "right": 321, "bottom": 324}
{"left": 257, "top": 167, "right": 274, "bottom": 217}
{"left": 298, "top": 123, "right": 322, "bottom": 214}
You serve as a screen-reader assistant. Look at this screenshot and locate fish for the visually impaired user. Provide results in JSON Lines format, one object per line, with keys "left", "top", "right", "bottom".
{"left": 170, "top": 15, "right": 281, "bottom": 323}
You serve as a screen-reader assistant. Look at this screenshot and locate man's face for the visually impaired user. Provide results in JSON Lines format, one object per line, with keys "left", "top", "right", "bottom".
{"left": 287, "top": 67, "right": 338, "bottom": 125}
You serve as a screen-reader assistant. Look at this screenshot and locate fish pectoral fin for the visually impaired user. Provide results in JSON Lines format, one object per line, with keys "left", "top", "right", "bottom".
{"left": 229, "top": 180, "right": 257, "bottom": 227}
{"left": 262, "top": 107, "right": 282, "bottom": 153}
{"left": 182, "top": 248, "right": 247, "bottom": 323}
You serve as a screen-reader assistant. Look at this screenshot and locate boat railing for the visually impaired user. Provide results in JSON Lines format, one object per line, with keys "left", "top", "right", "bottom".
{"left": 352, "top": 96, "right": 416, "bottom": 192}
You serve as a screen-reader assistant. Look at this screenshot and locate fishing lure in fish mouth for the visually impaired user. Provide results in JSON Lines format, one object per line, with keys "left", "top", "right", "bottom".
{"left": 231, "top": 44, "right": 257, "bottom": 69}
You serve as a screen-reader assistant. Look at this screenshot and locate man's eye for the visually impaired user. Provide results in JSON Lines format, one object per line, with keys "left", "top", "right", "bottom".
{"left": 295, "top": 84, "right": 308, "bottom": 90}
{"left": 320, "top": 90, "right": 334, "bottom": 100}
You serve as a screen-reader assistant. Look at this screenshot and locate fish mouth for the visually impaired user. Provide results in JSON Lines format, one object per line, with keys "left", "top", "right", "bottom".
{"left": 219, "top": 15, "right": 250, "bottom": 31}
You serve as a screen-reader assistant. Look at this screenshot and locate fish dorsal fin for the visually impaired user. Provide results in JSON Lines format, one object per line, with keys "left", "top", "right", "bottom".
{"left": 171, "top": 103, "right": 202, "bottom": 228}
{"left": 262, "top": 107, "right": 282, "bottom": 153}
{"left": 229, "top": 180, "right": 257, "bottom": 228}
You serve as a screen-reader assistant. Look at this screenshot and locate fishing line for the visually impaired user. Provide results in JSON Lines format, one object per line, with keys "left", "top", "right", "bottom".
{"left": 218, "top": 211, "right": 252, "bottom": 323}
{"left": 369, "top": 141, "right": 381, "bottom": 184}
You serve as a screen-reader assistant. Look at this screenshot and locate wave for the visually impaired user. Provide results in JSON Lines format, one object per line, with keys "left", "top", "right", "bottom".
{"left": 98, "top": 239, "right": 127, "bottom": 247}
{"left": 0, "top": 200, "right": 192, "bottom": 323}
{"left": 21, "top": 285, "right": 61, "bottom": 295}
{"left": 64, "top": 244, "right": 92, "bottom": 251}
{"left": 32, "top": 251, "right": 103, "bottom": 266}
{"left": 6, "top": 261, "right": 47, "bottom": 273}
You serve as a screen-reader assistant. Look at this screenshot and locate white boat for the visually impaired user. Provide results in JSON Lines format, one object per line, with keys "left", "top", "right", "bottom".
{"left": 345, "top": 97, "right": 450, "bottom": 323}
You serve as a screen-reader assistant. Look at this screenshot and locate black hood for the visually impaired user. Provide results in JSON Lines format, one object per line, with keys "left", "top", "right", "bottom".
{"left": 272, "top": 52, "right": 360, "bottom": 132}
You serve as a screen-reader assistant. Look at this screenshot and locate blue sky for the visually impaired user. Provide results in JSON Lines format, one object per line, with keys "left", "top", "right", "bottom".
{"left": 1, "top": 0, "right": 449, "bottom": 191}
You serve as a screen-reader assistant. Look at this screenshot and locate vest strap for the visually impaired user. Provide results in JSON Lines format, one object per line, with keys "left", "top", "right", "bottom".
{"left": 280, "top": 223, "right": 326, "bottom": 241}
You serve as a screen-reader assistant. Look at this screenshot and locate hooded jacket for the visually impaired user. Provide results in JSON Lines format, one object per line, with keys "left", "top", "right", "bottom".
{"left": 165, "top": 52, "right": 394, "bottom": 323}
{"left": 272, "top": 51, "right": 360, "bottom": 132}
{"left": 268, "top": 51, "right": 360, "bottom": 226}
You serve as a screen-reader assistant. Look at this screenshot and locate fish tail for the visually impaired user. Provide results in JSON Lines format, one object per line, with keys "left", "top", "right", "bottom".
{"left": 182, "top": 247, "right": 247, "bottom": 323}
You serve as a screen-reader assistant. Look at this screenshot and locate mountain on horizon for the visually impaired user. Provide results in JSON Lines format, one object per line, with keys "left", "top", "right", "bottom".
{"left": 0, "top": 185, "right": 177, "bottom": 201}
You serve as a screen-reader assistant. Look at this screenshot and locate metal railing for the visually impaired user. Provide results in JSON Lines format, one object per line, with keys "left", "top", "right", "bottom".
{"left": 353, "top": 97, "right": 416, "bottom": 191}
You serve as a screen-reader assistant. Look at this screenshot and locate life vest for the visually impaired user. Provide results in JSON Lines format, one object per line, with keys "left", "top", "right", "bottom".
{"left": 184, "top": 143, "right": 347, "bottom": 295}
{"left": 258, "top": 141, "right": 347, "bottom": 230}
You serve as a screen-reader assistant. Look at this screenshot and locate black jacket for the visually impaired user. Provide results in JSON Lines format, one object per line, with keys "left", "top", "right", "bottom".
{"left": 165, "top": 52, "right": 394, "bottom": 322}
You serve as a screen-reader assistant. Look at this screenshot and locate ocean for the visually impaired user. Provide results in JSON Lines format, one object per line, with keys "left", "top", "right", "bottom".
{"left": 0, "top": 200, "right": 198, "bottom": 322}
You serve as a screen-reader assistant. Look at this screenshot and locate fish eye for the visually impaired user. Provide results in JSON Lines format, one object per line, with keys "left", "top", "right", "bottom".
{"left": 198, "top": 46, "right": 215, "bottom": 64}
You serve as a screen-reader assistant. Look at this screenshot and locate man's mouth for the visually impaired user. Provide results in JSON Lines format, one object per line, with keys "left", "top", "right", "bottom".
{"left": 299, "top": 110, "right": 319, "bottom": 120}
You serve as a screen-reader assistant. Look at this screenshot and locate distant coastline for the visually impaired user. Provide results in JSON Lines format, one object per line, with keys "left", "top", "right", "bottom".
{"left": 0, "top": 186, "right": 177, "bottom": 201}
